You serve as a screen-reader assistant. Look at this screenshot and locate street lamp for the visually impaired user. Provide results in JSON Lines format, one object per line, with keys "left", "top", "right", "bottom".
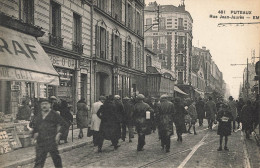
{"left": 230, "top": 58, "right": 249, "bottom": 98}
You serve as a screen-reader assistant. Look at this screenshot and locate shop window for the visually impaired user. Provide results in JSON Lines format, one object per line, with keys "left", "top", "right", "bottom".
{"left": 0, "top": 81, "right": 11, "bottom": 115}
{"left": 20, "top": 0, "right": 34, "bottom": 24}
{"left": 80, "top": 74, "right": 87, "bottom": 100}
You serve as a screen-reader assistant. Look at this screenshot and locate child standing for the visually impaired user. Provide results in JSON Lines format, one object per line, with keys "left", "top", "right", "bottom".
{"left": 216, "top": 104, "right": 233, "bottom": 151}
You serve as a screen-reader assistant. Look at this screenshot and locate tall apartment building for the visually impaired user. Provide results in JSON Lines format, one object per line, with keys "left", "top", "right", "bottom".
{"left": 144, "top": 1, "right": 193, "bottom": 96}
{"left": 92, "top": 0, "right": 146, "bottom": 100}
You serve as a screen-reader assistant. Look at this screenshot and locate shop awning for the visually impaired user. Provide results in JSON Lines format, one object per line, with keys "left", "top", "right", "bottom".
{"left": 0, "top": 26, "right": 59, "bottom": 85}
{"left": 174, "top": 86, "right": 189, "bottom": 95}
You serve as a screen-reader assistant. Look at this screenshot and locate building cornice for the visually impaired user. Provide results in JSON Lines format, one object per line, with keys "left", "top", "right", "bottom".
{"left": 41, "top": 42, "right": 88, "bottom": 60}
{"left": 0, "top": 12, "right": 44, "bottom": 37}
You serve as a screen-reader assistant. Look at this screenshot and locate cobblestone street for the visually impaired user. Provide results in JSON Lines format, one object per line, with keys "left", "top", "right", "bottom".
{"left": 20, "top": 123, "right": 260, "bottom": 168}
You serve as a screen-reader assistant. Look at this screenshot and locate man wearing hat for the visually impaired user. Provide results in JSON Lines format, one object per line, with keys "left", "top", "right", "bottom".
{"left": 133, "top": 94, "right": 154, "bottom": 151}
{"left": 32, "top": 98, "right": 67, "bottom": 168}
{"left": 228, "top": 96, "right": 237, "bottom": 132}
{"left": 157, "top": 94, "right": 175, "bottom": 153}
{"left": 114, "top": 95, "right": 126, "bottom": 141}
{"left": 123, "top": 97, "right": 135, "bottom": 142}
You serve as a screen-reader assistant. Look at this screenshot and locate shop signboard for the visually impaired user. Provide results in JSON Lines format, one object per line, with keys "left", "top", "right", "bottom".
{"left": 49, "top": 55, "right": 76, "bottom": 70}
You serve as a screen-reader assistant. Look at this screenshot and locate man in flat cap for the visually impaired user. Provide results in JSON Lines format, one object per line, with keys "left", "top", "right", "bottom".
{"left": 157, "top": 94, "right": 175, "bottom": 152}
{"left": 32, "top": 98, "right": 67, "bottom": 168}
{"left": 133, "top": 94, "right": 153, "bottom": 151}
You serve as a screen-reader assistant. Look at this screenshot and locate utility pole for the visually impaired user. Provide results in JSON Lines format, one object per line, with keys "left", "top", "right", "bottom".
{"left": 246, "top": 58, "right": 249, "bottom": 98}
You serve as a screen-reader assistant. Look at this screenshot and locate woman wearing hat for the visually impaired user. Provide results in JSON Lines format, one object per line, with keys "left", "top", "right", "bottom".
{"left": 216, "top": 103, "right": 233, "bottom": 151}
{"left": 173, "top": 97, "right": 187, "bottom": 142}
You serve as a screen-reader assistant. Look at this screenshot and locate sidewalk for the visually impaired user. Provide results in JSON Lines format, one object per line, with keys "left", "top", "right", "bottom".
{"left": 0, "top": 128, "right": 92, "bottom": 168}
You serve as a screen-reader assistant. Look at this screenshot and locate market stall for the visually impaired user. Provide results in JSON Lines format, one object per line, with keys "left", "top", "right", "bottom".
{"left": 0, "top": 19, "right": 59, "bottom": 154}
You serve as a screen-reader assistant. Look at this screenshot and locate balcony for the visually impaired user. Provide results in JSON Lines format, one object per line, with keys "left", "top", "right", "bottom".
{"left": 178, "top": 26, "right": 184, "bottom": 30}
{"left": 49, "top": 34, "right": 63, "bottom": 48}
{"left": 72, "top": 42, "right": 84, "bottom": 54}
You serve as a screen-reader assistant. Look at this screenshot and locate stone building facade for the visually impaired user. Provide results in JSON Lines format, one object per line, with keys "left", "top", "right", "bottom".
{"left": 92, "top": 0, "right": 146, "bottom": 100}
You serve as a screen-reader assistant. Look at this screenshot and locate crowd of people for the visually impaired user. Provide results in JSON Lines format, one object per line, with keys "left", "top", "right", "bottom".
{"left": 21, "top": 93, "right": 259, "bottom": 168}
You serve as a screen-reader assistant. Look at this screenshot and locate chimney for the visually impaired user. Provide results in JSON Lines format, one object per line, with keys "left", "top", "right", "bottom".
{"left": 202, "top": 46, "right": 206, "bottom": 50}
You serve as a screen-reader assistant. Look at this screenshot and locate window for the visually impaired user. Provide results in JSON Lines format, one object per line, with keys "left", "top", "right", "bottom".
{"left": 97, "top": 0, "right": 106, "bottom": 11}
{"left": 112, "top": 33, "right": 122, "bottom": 63}
{"left": 135, "top": 44, "right": 141, "bottom": 70}
{"left": 178, "top": 72, "right": 183, "bottom": 84}
{"left": 125, "top": 41, "right": 133, "bottom": 67}
{"left": 95, "top": 25, "right": 109, "bottom": 59}
{"left": 49, "top": 1, "right": 62, "bottom": 47}
{"left": 178, "top": 18, "right": 184, "bottom": 30}
{"left": 167, "top": 18, "right": 172, "bottom": 21}
{"left": 73, "top": 13, "right": 81, "bottom": 43}
{"left": 20, "top": 0, "right": 34, "bottom": 24}
{"left": 145, "top": 37, "right": 152, "bottom": 49}
{"left": 73, "top": 13, "right": 82, "bottom": 53}
{"left": 159, "top": 17, "right": 165, "bottom": 30}
{"left": 177, "top": 54, "right": 184, "bottom": 66}
{"left": 159, "top": 36, "right": 166, "bottom": 49}
{"left": 167, "top": 22, "right": 172, "bottom": 25}
{"left": 112, "top": 0, "right": 122, "bottom": 22}
{"left": 51, "top": 1, "right": 61, "bottom": 37}
{"left": 127, "top": 3, "right": 133, "bottom": 29}
{"left": 136, "top": 11, "right": 141, "bottom": 35}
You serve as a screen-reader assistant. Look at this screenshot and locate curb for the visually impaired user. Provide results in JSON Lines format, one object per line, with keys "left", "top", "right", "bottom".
{"left": 3, "top": 140, "right": 92, "bottom": 168}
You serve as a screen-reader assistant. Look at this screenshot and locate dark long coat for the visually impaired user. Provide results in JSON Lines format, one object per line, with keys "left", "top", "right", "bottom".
{"left": 241, "top": 104, "right": 254, "bottom": 131}
{"left": 157, "top": 100, "right": 175, "bottom": 136}
{"left": 133, "top": 101, "right": 154, "bottom": 135}
{"left": 97, "top": 101, "right": 121, "bottom": 140}
{"left": 76, "top": 102, "right": 88, "bottom": 128}
{"left": 195, "top": 100, "right": 205, "bottom": 119}
{"left": 216, "top": 109, "right": 233, "bottom": 136}
{"left": 205, "top": 100, "right": 217, "bottom": 120}
{"left": 123, "top": 100, "right": 134, "bottom": 126}
{"left": 173, "top": 103, "right": 187, "bottom": 134}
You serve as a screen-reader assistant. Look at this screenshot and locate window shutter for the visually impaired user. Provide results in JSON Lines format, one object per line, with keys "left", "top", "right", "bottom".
{"left": 111, "top": 0, "right": 115, "bottom": 18}
{"left": 106, "top": 31, "right": 109, "bottom": 60}
{"left": 119, "top": 37, "right": 122, "bottom": 64}
{"left": 95, "top": 25, "right": 100, "bottom": 57}
{"left": 125, "top": 2, "right": 128, "bottom": 26}
{"left": 135, "top": 43, "right": 137, "bottom": 69}
{"left": 111, "top": 32, "right": 115, "bottom": 61}
{"left": 130, "top": 43, "right": 133, "bottom": 67}
{"left": 125, "top": 40, "right": 128, "bottom": 66}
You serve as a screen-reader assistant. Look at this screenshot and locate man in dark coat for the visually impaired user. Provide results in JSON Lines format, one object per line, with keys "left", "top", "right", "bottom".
{"left": 133, "top": 94, "right": 154, "bottom": 151}
{"left": 157, "top": 94, "right": 175, "bottom": 153}
{"left": 59, "top": 100, "right": 73, "bottom": 143}
{"left": 97, "top": 95, "right": 121, "bottom": 152}
{"left": 173, "top": 97, "right": 187, "bottom": 142}
{"left": 204, "top": 96, "right": 217, "bottom": 130}
{"left": 123, "top": 97, "right": 134, "bottom": 142}
{"left": 114, "top": 95, "right": 126, "bottom": 141}
{"left": 216, "top": 104, "right": 233, "bottom": 151}
{"left": 236, "top": 98, "right": 244, "bottom": 129}
{"left": 241, "top": 100, "right": 254, "bottom": 139}
{"left": 195, "top": 97, "right": 205, "bottom": 126}
{"left": 148, "top": 97, "right": 157, "bottom": 133}
{"left": 32, "top": 98, "right": 67, "bottom": 168}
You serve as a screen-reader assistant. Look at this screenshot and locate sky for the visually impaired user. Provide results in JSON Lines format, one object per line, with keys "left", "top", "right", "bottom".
{"left": 145, "top": 0, "right": 260, "bottom": 99}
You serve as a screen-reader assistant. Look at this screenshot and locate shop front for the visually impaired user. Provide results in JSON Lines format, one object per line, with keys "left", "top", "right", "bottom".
{"left": 48, "top": 53, "right": 77, "bottom": 111}
{"left": 0, "top": 24, "right": 59, "bottom": 153}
